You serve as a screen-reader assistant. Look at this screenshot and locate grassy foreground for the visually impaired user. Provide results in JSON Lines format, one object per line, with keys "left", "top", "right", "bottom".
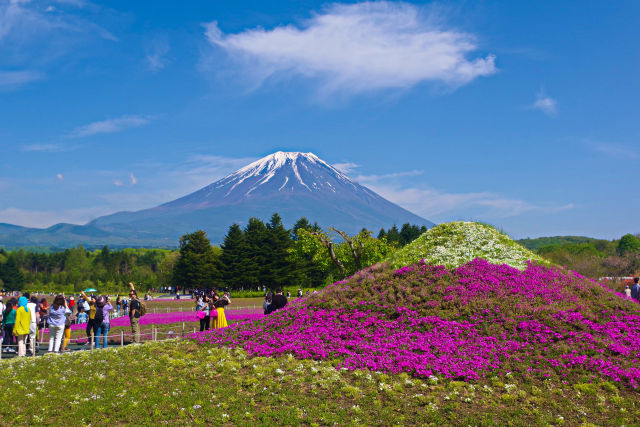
{"left": 1, "top": 339, "right": 639, "bottom": 426}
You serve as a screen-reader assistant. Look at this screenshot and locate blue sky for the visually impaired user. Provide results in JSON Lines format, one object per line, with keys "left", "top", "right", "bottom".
{"left": 1, "top": 0, "right": 638, "bottom": 239}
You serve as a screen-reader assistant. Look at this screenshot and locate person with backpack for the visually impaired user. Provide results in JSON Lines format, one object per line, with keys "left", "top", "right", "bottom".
{"left": 128, "top": 283, "right": 146, "bottom": 343}
{"left": 2, "top": 300, "right": 16, "bottom": 353}
{"left": 94, "top": 295, "right": 113, "bottom": 349}
{"left": 80, "top": 292, "right": 97, "bottom": 346}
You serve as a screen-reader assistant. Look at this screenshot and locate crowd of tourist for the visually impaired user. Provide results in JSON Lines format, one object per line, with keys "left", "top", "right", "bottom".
{"left": 0, "top": 282, "right": 146, "bottom": 356}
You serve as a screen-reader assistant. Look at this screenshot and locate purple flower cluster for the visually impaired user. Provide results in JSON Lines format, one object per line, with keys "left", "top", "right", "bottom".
{"left": 187, "top": 259, "right": 640, "bottom": 388}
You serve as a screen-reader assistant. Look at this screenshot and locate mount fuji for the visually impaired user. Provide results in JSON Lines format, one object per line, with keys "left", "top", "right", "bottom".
{"left": 0, "top": 152, "right": 434, "bottom": 247}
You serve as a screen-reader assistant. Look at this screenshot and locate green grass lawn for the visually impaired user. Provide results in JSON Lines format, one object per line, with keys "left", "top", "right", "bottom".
{"left": 1, "top": 339, "right": 638, "bottom": 425}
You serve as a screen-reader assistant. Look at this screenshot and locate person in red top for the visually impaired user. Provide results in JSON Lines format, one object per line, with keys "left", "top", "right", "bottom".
{"left": 39, "top": 298, "right": 48, "bottom": 328}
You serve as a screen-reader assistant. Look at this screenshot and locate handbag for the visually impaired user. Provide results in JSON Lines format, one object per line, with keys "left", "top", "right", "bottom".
{"left": 196, "top": 310, "right": 206, "bottom": 319}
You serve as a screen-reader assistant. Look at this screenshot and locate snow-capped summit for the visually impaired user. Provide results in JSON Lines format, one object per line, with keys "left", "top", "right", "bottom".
{"left": 171, "top": 151, "right": 366, "bottom": 206}
{"left": 85, "top": 151, "right": 434, "bottom": 244}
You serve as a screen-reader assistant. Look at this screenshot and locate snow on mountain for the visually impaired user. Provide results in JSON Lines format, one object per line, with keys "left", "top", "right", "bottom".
{"left": 3, "top": 152, "right": 434, "bottom": 247}
{"left": 158, "top": 151, "right": 383, "bottom": 209}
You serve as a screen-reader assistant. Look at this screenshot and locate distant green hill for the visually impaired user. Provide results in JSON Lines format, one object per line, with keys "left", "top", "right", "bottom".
{"left": 517, "top": 236, "right": 601, "bottom": 251}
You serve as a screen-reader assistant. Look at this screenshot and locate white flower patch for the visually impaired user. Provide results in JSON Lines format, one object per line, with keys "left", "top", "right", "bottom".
{"left": 388, "top": 221, "right": 546, "bottom": 270}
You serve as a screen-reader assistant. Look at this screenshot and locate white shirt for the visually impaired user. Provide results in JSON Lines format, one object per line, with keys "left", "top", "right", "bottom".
{"left": 27, "top": 302, "right": 37, "bottom": 323}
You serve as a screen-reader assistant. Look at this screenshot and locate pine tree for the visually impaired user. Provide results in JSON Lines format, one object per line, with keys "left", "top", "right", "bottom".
{"left": 387, "top": 225, "right": 400, "bottom": 246}
{"left": 0, "top": 255, "right": 25, "bottom": 291}
{"left": 244, "top": 218, "right": 268, "bottom": 288}
{"left": 219, "top": 224, "right": 248, "bottom": 289}
{"left": 263, "top": 213, "right": 294, "bottom": 288}
{"left": 172, "top": 230, "right": 219, "bottom": 288}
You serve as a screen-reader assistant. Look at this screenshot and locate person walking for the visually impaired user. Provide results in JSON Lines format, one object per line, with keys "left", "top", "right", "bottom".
{"left": 128, "top": 283, "right": 141, "bottom": 343}
{"left": 2, "top": 300, "right": 16, "bottom": 353}
{"left": 631, "top": 277, "right": 640, "bottom": 302}
{"left": 116, "top": 295, "right": 121, "bottom": 316}
{"left": 13, "top": 297, "right": 31, "bottom": 357}
{"left": 47, "top": 295, "right": 70, "bottom": 353}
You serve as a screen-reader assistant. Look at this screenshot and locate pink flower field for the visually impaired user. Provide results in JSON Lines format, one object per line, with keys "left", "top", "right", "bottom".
{"left": 187, "top": 259, "right": 640, "bottom": 389}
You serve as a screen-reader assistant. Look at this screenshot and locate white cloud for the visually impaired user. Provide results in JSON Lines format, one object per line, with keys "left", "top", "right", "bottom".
{"left": 355, "top": 170, "right": 424, "bottom": 183}
{"left": 174, "top": 154, "right": 259, "bottom": 189}
{"left": 367, "top": 183, "right": 574, "bottom": 219}
{"left": 0, "top": 69, "right": 44, "bottom": 90}
{"left": 145, "top": 36, "right": 170, "bottom": 71}
{"left": 22, "top": 142, "right": 78, "bottom": 152}
{"left": 56, "top": 173, "right": 63, "bottom": 180}
{"left": 587, "top": 140, "right": 638, "bottom": 159}
{"left": 113, "top": 179, "right": 123, "bottom": 187}
{"left": 531, "top": 91, "right": 557, "bottom": 116}
{"left": 0, "top": 206, "right": 110, "bottom": 228}
{"left": 129, "top": 172, "right": 137, "bottom": 185}
{"left": 68, "top": 115, "right": 153, "bottom": 138}
{"left": 203, "top": 2, "right": 496, "bottom": 95}
{"left": 333, "top": 162, "right": 359, "bottom": 174}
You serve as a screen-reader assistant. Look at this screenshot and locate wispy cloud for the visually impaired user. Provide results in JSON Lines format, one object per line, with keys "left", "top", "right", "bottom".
{"left": 22, "top": 142, "right": 78, "bottom": 152}
{"left": 0, "top": 69, "right": 44, "bottom": 90}
{"left": 355, "top": 170, "right": 424, "bottom": 183}
{"left": 0, "top": 206, "right": 111, "bottom": 228}
{"left": 333, "top": 162, "right": 359, "bottom": 174}
{"left": 367, "top": 183, "right": 574, "bottom": 219}
{"left": 56, "top": 173, "right": 64, "bottom": 180}
{"left": 68, "top": 115, "right": 154, "bottom": 138}
{"left": 203, "top": 2, "right": 496, "bottom": 96}
{"left": 145, "top": 35, "right": 170, "bottom": 71}
{"left": 129, "top": 172, "right": 138, "bottom": 185}
{"left": 586, "top": 139, "right": 638, "bottom": 159}
{"left": 531, "top": 90, "right": 557, "bottom": 116}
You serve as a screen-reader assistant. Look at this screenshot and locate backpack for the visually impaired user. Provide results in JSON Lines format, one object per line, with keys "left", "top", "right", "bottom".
{"left": 94, "top": 306, "right": 104, "bottom": 324}
{"left": 138, "top": 299, "right": 147, "bottom": 316}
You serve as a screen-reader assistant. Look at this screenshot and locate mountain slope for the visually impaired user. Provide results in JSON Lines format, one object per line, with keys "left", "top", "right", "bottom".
{"left": 1, "top": 152, "right": 434, "bottom": 247}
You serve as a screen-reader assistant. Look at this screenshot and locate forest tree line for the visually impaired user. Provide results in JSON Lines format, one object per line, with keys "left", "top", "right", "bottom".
{"left": 0, "top": 214, "right": 414, "bottom": 293}
{"left": 2, "top": 217, "right": 638, "bottom": 293}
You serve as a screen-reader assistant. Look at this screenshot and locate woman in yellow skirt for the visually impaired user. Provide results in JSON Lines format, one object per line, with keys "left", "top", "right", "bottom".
{"left": 210, "top": 293, "right": 230, "bottom": 329}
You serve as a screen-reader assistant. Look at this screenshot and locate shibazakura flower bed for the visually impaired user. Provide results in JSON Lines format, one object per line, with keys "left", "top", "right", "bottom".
{"left": 188, "top": 259, "right": 640, "bottom": 389}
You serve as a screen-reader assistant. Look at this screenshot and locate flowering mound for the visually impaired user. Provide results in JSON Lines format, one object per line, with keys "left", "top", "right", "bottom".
{"left": 386, "top": 221, "right": 546, "bottom": 270}
{"left": 188, "top": 259, "right": 640, "bottom": 389}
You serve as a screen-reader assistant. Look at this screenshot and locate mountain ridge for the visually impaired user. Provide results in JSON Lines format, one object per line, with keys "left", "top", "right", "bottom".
{"left": 1, "top": 151, "right": 434, "bottom": 247}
